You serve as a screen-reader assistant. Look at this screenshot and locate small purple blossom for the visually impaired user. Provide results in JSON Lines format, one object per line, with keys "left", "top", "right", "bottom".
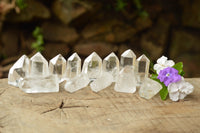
{"left": 157, "top": 67, "right": 181, "bottom": 86}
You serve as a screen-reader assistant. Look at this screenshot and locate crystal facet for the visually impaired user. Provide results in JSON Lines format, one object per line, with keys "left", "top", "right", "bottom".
{"left": 30, "top": 52, "right": 49, "bottom": 77}
{"left": 82, "top": 52, "right": 102, "bottom": 80}
{"left": 139, "top": 78, "right": 162, "bottom": 99}
{"left": 64, "top": 74, "right": 90, "bottom": 93}
{"left": 114, "top": 66, "right": 137, "bottom": 93}
{"left": 8, "top": 55, "right": 30, "bottom": 87}
{"left": 90, "top": 72, "right": 113, "bottom": 92}
{"left": 136, "top": 54, "right": 150, "bottom": 85}
{"left": 120, "top": 49, "right": 136, "bottom": 67}
{"left": 49, "top": 54, "right": 66, "bottom": 81}
{"left": 66, "top": 53, "right": 81, "bottom": 79}
{"left": 18, "top": 75, "right": 59, "bottom": 93}
{"left": 103, "top": 52, "right": 119, "bottom": 82}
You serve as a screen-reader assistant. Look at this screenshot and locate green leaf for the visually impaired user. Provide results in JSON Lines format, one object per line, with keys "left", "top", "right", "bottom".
{"left": 173, "top": 62, "right": 185, "bottom": 76}
{"left": 150, "top": 73, "right": 162, "bottom": 83}
{"left": 31, "top": 26, "right": 44, "bottom": 52}
{"left": 173, "top": 62, "right": 183, "bottom": 70}
{"left": 16, "top": 0, "right": 27, "bottom": 10}
{"left": 115, "top": 0, "right": 127, "bottom": 11}
{"left": 31, "top": 42, "right": 39, "bottom": 48}
{"left": 150, "top": 73, "right": 168, "bottom": 100}
{"left": 150, "top": 61, "right": 156, "bottom": 73}
{"left": 32, "top": 27, "right": 41, "bottom": 38}
{"left": 139, "top": 10, "right": 149, "bottom": 18}
{"left": 133, "top": 0, "right": 142, "bottom": 10}
{"left": 36, "top": 46, "right": 44, "bottom": 52}
{"left": 36, "top": 35, "right": 44, "bottom": 45}
{"left": 160, "top": 86, "right": 168, "bottom": 100}
{"left": 180, "top": 71, "right": 185, "bottom": 76}
{"left": 150, "top": 73, "right": 158, "bottom": 80}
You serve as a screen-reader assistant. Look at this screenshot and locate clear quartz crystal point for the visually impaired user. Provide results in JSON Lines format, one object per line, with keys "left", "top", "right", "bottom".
{"left": 8, "top": 55, "right": 30, "bottom": 87}
{"left": 64, "top": 73, "right": 90, "bottom": 93}
{"left": 19, "top": 75, "right": 59, "bottom": 93}
{"left": 114, "top": 66, "right": 137, "bottom": 93}
{"left": 139, "top": 78, "right": 162, "bottom": 99}
{"left": 30, "top": 52, "right": 49, "bottom": 77}
{"left": 49, "top": 54, "right": 66, "bottom": 81}
{"left": 103, "top": 52, "right": 119, "bottom": 82}
{"left": 90, "top": 72, "right": 113, "bottom": 92}
{"left": 82, "top": 52, "right": 102, "bottom": 80}
{"left": 136, "top": 54, "right": 150, "bottom": 85}
{"left": 66, "top": 53, "right": 81, "bottom": 79}
{"left": 120, "top": 49, "right": 136, "bottom": 67}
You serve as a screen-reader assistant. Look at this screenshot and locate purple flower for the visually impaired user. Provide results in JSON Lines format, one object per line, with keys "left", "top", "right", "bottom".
{"left": 157, "top": 67, "right": 181, "bottom": 86}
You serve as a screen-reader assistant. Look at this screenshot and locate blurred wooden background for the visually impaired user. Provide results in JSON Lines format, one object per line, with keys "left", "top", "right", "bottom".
{"left": 0, "top": 0, "right": 200, "bottom": 78}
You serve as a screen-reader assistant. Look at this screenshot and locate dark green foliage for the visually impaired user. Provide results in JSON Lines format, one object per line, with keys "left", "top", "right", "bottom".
{"left": 133, "top": 0, "right": 142, "bottom": 10}
{"left": 173, "top": 62, "right": 185, "bottom": 76}
{"left": 16, "top": 0, "right": 27, "bottom": 10}
{"left": 115, "top": 0, "right": 127, "bottom": 11}
{"left": 31, "top": 27, "right": 44, "bottom": 52}
{"left": 150, "top": 61, "right": 156, "bottom": 73}
{"left": 133, "top": 0, "right": 148, "bottom": 17}
{"left": 159, "top": 86, "right": 168, "bottom": 100}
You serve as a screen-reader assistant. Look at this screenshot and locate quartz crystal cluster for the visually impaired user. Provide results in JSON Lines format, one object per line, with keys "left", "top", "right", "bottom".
{"left": 10, "top": 52, "right": 59, "bottom": 93}
{"left": 8, "top": 49, "right": 162, "bottom": 100}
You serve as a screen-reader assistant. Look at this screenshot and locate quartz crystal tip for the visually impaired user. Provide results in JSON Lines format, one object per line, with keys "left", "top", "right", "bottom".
{"left": 136, "top": 54, "right": 150, "bottom": 85}
{"left": 103, "top": 52, "right": 119, "bottom": 82}
{"left": 82, "top": 52, "right": 102, "bottom": 80}
{"left": 120, "top": 49, "right": 136, "bottom": 67}
{"left": 66, "top": 52, "right": 81, "bottom": 79}
{"left": 49, "top": 54, "right": 66, "bottom": 81}
{"left": 8, "top": 55, "right": 30, "bottom": 87}
{"left": 30, "top": 52, "right": 49, "bottom": 77}
{"left": 137, "top": 54, "right": 150, "bottom": 64}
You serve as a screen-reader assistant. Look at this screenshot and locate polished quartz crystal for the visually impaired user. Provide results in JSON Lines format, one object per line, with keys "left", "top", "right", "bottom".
{"left": 8, "top": 55, "right": 30, "bottom": 87}
{"left": 90, "top": 72, "right": 113, "bottom": 92}
{"left": 66, "top": 53, "right": 81, "bottom": 79}
{"left": 114, "top": 66, "right": 137, "bottom": 93}
{"left": 18, "top": 75, "right": 59, "bottom": 93}
{"left": 120, "top": 49, "right": 136, "bottom": 67}
{"left": 103, "top": 52, "right": 119, "bottom": 82}
{"left": 64, "top": 73, "right": 90, "bottom": 93}
{"left": 30, "top": 52, "right": 49, "bottom": 77}
{"left": 139, "top": 78, "right": 162, "bottom": 99}
{"left": 49, "top": 54, "right": 66, "bottom": 81}
{"left": 136, "top": 54, "right": 150, "bottom": 85}
{"left": 82, "top": 52, "right": 102, "bottom": 80}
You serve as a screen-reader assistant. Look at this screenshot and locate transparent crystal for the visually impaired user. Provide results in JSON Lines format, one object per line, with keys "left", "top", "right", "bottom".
{"left": 114, "top": 66, "right": 137, "bottom": 93}
{"left": 30, "top": 52, "right": 49, "bottom": 77}
{"left": 64, "top": 73, "right": 90, "bottom": 93}
{"left": 139, "top": 78, "right": 162, "bottom": 99}
{"left": 90, "top": 72, "right": 113, "bottom": 92}
{"left": 120, "top": 49, "right": 136, "bottom": 67}
{"left": 18, "top": 75, "right": 59, "bottom": 93}
{"left": 49, "top": 54, "right": 66, "bottom": 81}
{"left": 66, "top": 53, "right": 81, "bottom": 79}
{"left": 82, "top": 52, "right": 102, "bottom": 80}
{"left": 8, "top": 55, "right": 30, "bottom": 87}
{"left": 103, "top": 52, "right": 119, "bottom": 82}
{"left": 136, "top": 54, "right": 150, "bottom": 85}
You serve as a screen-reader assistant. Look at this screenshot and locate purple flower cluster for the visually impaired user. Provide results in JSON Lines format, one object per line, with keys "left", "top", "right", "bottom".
{"left": 157, "top": 67, "right": 181, "bottom": 86}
